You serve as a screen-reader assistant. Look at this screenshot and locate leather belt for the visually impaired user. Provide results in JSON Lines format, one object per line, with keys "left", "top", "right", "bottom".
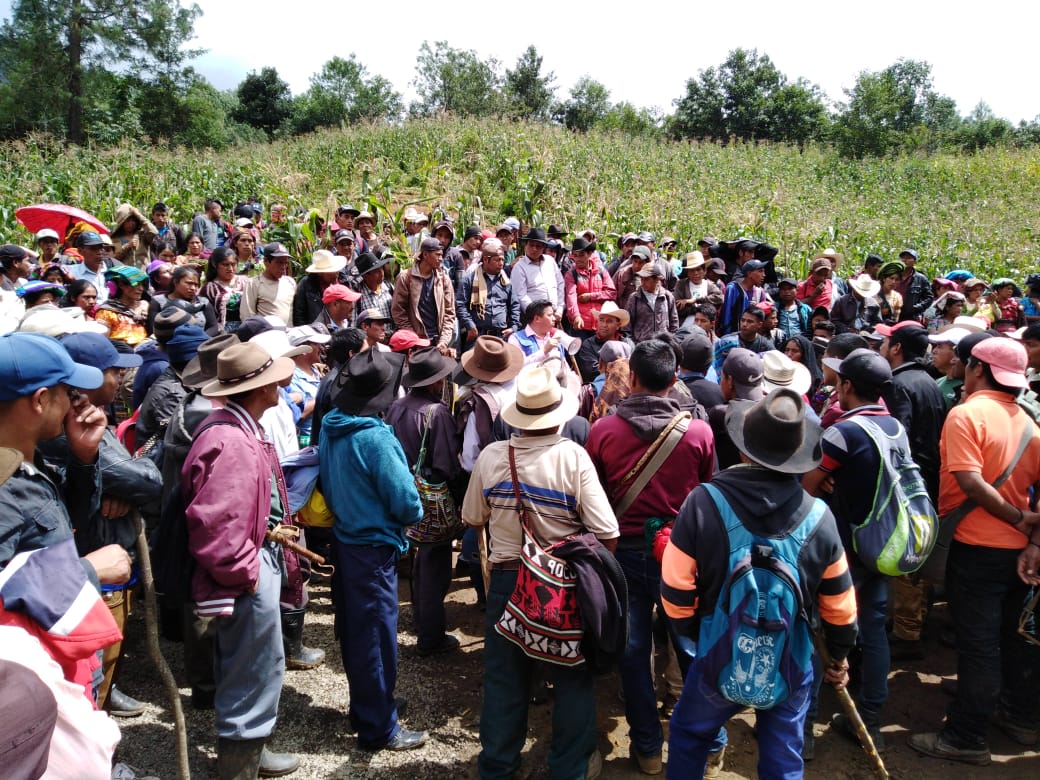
{"left": 490, "top": 559, "right": 521, "bottom": 571}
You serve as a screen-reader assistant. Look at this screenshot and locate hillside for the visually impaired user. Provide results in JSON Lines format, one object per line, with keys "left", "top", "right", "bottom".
{"left": 3, "top": 118, "right": 1039, "bottom": 279}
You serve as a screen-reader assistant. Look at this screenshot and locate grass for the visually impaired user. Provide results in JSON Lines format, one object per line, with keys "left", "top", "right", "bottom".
{"left": 2, "top": 118, "right": 1039, "bottom": 281}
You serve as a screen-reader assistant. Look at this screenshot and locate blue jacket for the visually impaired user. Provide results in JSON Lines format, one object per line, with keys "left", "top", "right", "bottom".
{"left": 319, "top": 410, "right": 423, "bottom": 552}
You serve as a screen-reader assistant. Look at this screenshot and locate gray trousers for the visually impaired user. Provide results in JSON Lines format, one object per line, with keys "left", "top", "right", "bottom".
{"left": 213, "top": 543, "right": 285, "bottom": 739}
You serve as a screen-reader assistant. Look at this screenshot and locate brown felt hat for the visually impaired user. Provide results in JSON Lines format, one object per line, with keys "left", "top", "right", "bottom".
{"left": 460, "top": 336, "right": 524, "bottom": 383}
{"left": 201, "top": 342, "right": 294, "bottom": 397}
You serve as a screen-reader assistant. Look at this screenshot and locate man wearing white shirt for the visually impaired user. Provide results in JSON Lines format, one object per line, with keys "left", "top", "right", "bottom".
{"left": 509, "top": 228, "right": 565, "bottom": 323}
{"left": 68, "top": 232, "right": 110, "bottom": 305}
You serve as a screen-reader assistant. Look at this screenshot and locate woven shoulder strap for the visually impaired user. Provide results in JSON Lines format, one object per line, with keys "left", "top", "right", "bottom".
{"left": 612, "top": 411, "right": 691, "bottom": 519}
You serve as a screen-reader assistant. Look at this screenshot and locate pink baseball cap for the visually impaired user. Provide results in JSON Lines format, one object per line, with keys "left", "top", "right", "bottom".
{"left": 874, "top": 321, "right": 925, "bottom": 338}
{"left": 389, "top": 329, "right": 431, "bottom": 352}
{"left": 970, "top": 338, "right": 1028, "bottom": 389}
{"left": 322, "top": 284, "right": 360, "bottom": 304}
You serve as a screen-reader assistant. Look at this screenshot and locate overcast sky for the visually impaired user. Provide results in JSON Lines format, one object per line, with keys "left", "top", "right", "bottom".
{"left": 3, "top": 0, "right": 1037, "bottom": 122}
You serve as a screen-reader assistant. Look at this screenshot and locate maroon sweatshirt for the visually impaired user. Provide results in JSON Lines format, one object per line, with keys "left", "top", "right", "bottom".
{"left": 586, "top": 393, "right": 716, "bottom": 539}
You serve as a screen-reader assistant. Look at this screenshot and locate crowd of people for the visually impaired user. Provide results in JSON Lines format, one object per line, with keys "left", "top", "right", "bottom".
{"left": 1, "top": 197, "right": 1039, "bottom": 780}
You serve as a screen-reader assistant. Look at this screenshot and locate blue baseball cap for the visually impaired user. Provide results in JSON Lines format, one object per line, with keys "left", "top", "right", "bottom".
{"left": 0, "top": 332, "right": 104, "bottom": 401}
{"left": 60, "top": 332, "right": 143, "bottom": 371}
{"left": 165, "top": 324, "right": 209, "bottom": 364}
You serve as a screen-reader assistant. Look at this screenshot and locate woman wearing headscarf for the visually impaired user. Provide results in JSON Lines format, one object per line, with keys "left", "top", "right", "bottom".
{"left": 95, "top": 266, "right": 151, "bottom": 346}
{"left": 782, "top": 334, "right": 823, "bottom": 398}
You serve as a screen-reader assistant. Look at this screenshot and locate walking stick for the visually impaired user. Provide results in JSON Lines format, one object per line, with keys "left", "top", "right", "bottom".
{"left": 477, "top": 527, "right": 492, "bottom": 600}
{"left": 133, "top": 513, "right": 191, "bottom": 780}
{"left": 813, "top": 633, "right": 889, "bottom": 780}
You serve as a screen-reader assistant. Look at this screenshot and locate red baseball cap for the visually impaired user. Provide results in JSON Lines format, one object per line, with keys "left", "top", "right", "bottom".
{"left": 322, "top": 284, "right": 360, "bottom": 304}
{"left": 389, "top": 329, "right": 431, "bottom": 352}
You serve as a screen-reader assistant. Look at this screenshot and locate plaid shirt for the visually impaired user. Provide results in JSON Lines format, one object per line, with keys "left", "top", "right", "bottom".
{"left": 357, "top": 281, "right": 394, "bottom": 330}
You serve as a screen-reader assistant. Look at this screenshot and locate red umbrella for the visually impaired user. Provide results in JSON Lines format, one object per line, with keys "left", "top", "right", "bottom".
{"left": 15, "top": 203, "right": 108, "bottom": 243}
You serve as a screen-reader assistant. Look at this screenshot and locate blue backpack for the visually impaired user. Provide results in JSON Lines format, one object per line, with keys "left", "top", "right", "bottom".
{"left": 697, "top": 483, "right": 824, "bottom": 710}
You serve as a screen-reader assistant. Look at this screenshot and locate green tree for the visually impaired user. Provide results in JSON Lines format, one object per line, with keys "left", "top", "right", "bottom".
{"left": 833, "top": 59, "right": 959, "bottom": 157}
{"left": 556, "top": 76, "right": 611, "bottom": 132}
{"left": 409, "top": 40, "right": 503, "bottom": 117}
{"left": 598, "top": 102, "right": 662, "bottom": 138}
{"left": 293, "top": 55, "right": 401, "bottom": 134}
{"left": 503, "top": 45, "right": 555, "bottom": 121}
{"left": 669, "top": 48, "right": 828, "bottom": 144}
{"left": 0, "top": 0, "right": 201, "bottom": 143}
{"left": 233, "top": 67, "right": 293, "bottom": 139}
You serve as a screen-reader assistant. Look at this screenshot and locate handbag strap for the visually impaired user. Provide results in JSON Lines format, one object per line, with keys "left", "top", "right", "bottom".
{"left": 613, "top": 411, "right": 691, "bottom": 519}
{"left": 508, "top": 445, "right": 533, "bottom": 534}
{"left": 413, "top": 405, "right": 436, "bottom": 477}
{"left": 942, "top": 421, "right": 1034, "bottom": 528}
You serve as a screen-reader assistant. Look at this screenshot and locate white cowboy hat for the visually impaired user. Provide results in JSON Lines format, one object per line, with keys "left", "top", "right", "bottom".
{"left": 761, "top": 350, "right": 812, "bottom": 396}
{"left": 306, "top": 249, "right": 347, "bottom": 275}
{"left": 593, "top": 300, "right": 631, "bottom": 327}
{"left": 501, "top": 365, "right": 579, "bottom": 431}
{"left": 849, "top": 273, "right": 881, "bottom": 298}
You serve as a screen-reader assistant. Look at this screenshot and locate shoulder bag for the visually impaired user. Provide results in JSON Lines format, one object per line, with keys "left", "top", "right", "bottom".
{"left": 405, "top": 405, "right": 463, "bottom": 545}
{"left": 493, "top": 445, "right": 585, "bottom": 666}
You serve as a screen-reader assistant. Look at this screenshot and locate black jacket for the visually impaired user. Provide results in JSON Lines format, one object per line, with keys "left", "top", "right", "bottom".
{"left": 883, "top": 361, "right": 946, "bottom": 502}
{"left": 554, "top": 532, "right": 628, "bottom": 674}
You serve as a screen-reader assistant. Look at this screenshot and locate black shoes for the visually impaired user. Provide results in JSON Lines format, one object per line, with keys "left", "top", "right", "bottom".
{"left": 381, "top": 728, "right": 428, "bottom": 751}
{"left": 417, "top": 634, "right": 460, "bottom": 657}
{"left": 107, "top": 686, "right": 146, "bottom": 718}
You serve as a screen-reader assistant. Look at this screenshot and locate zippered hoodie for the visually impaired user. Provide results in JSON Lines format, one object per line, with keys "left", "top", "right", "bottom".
{"left": 319, "top": 410, "right": 423, "bottom": 552}
{"left": 661, "top": 464, "right": 859, "bottom": 661}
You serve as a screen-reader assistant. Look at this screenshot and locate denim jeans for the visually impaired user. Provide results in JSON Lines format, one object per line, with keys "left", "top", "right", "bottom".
{"left": 943, "top": 541, "right": 1040, "bottom": 748}
{"left": 853, "top": 572, "right": 889, "bottom": 723}
{"left": 669, "top": 659, "right": 811, "bottom": 780}
{"left": 479, "top": 569, "right": 597, "bottom": 780}
{"left": 615, "top": 547, "right": 664, "bottom": 757}
{"left": 806, "top": 568, "right": 887, "bottom": 726}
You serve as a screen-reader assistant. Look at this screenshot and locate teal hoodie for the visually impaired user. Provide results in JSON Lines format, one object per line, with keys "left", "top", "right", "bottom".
{"left": 318, "top": 410, "right": 423, "bottom": 552}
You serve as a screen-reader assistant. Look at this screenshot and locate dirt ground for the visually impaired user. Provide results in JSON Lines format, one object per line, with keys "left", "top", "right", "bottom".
{"left": 117, "top": 558, "right": 1040, "bottom": 779}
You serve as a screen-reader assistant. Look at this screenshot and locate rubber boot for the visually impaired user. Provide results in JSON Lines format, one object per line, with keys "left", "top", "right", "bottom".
{"left": 281, "top": 608, "right": 325, "bottom": 670}
{"left": 217, "top": 737, "right": 264, "bottom": 780}
{"left": 258, "top": 746, "right": 300, "bottom": 778}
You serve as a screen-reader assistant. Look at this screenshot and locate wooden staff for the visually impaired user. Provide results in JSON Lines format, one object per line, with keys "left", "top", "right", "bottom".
{"left": 266, "top": 527, "right": 334, "bottom": 575}
{"left": 477, "top": 527, "right": 492, "bottom": 600}
{"left": 134, "top": 514, "right": 190, "bottom": 780}
{"left": 813, "top": 633, "right": 889, "bottom": 780}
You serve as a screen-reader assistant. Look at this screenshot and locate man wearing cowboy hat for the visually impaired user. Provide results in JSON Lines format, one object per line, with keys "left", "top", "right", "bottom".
{"left": 241, "top": 243, "right": 297, "bottom": 326}
{"left": 292, "top": 249, "right": 348, "bottom": 327}
{"left": 456, "top": 238, "right": 520, "bottom": 350}
{"left": 663, "top": 388, "right": 858, "bottom": 778}
{"left": 386, "top": 347, "right": 464, "bottom": 657}
{"left": 403, "top": 208, "right": 430, "bottom": 255}
{"left": 573, "top": 301, "right": 634, "bottom": 384}
{"left": 181, "top": 342, "right": 303, "bottom": 778}
{"left": 830, "top": 274, "right": 882, "bottom": 334}
{"left": 462, "top": 363, "right": 619, "bottom": 780}
{"left": 319, "top": 348, "right": 428, "bottom": 752}
{"left": 803, "top": 348, "right": 904, "bottom": 752}
{"left": 510, "top": 227, "right": 565, "bottom": 323}
{"left": 563, "top": 235, "right": 617, "bottom": 338}
{"left": 354, "top": 251, "right": 395, "bottom": 328}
